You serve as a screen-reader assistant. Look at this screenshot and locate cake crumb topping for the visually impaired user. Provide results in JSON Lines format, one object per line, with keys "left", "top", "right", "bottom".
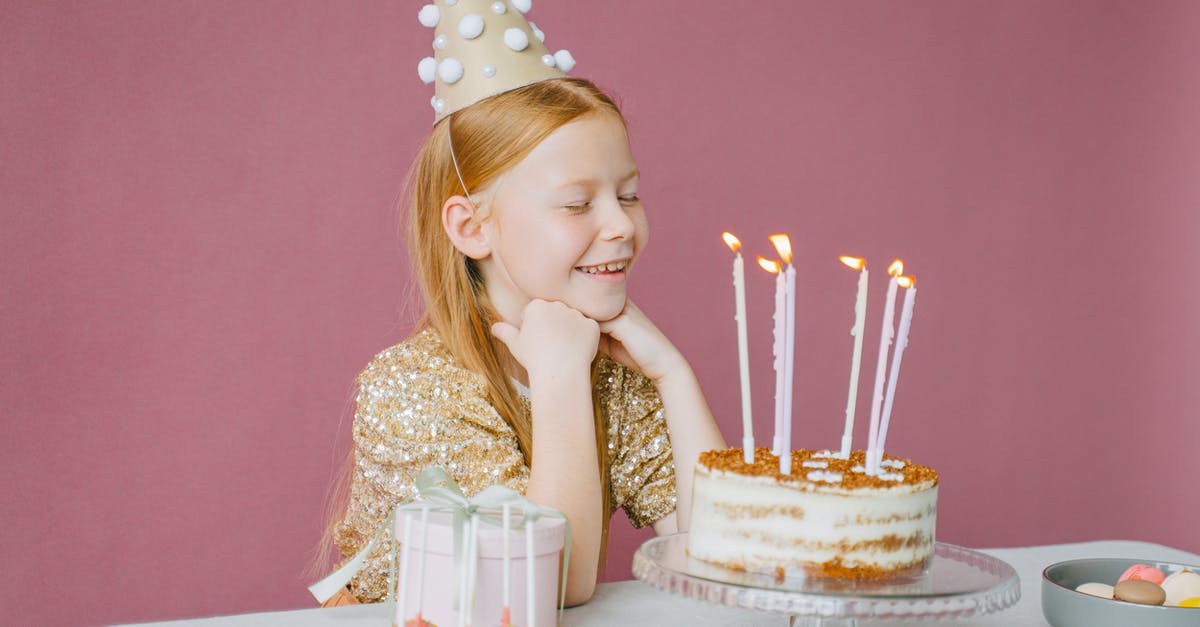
{"left": 699, "top": 447, "right": 939, "bottom": 489}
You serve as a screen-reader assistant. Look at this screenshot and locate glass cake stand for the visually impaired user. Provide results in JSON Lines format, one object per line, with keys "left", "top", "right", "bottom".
{"left": 632, "top": 534, "right": 1020, "bottom": 626}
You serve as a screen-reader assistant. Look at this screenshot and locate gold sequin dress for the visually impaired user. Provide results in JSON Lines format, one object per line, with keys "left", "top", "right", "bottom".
{"left": 334, "top": 327, "right": 677, "bottom": 602}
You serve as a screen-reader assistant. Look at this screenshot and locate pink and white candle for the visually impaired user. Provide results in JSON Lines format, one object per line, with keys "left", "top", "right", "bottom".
{"left": 873, "top": 276, "right": 917, "bottom": 473}
{"left": 838, "top": 257, "right": 869, "bottom": 458}
{"left": 723, "top": 233, "right": 755, "bottom": 463}
{"left": 768, "top": 234, "right": 796, "bottom": 476}
{"left": 866, "top": 260, "right": 903, "bottom": 476}
{"left": 758, "top": 256, "right": 785, "bottom": 459}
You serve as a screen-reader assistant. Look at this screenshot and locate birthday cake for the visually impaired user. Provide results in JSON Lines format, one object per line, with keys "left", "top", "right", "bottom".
{"left": 687, "top": 447, "right": 938, "bottom": 580}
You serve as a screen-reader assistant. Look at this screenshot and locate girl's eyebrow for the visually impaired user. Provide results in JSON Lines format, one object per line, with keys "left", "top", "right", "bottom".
{"left": 554, "top": 168, "right": 641, "bottom": 190}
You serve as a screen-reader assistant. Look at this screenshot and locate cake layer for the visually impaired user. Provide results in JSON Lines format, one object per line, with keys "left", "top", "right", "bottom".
{"left": 687, "top": 448, "right": 938, "bottom": 580}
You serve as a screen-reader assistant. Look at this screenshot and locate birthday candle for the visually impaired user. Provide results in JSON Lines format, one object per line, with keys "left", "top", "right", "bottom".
{"left": 758, "top": 256, "right": 785, "bottom": 458}
{"left": 875, "top": 276, "right": 917, "bottom": 471}
{"left": 769, "top": 234, "right": 796, "bottom": 476}
{"left": 866, "top": 260, "right": 904, "bottom": 475}
{"left": 838, "top": 257, "right": 869, "bottom": 458}
{"left": 723, "top": 233, "right": 755, "bottom": 463}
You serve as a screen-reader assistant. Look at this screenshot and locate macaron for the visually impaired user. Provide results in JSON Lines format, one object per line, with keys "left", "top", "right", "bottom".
{"left": 1113, "top": 579, "right": 1166, "bottom": 606}
{"left": 1118, "top": 563, "right": 1166, "bottom": 585}
{"left": 1075, "top": 582, "right": 1114, "bottom": 598}
{"left": 1161, "top": 570, "right": 1200, "bottom": 607}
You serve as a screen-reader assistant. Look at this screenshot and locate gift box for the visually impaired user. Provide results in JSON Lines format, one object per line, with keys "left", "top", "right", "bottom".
{"left": 396, "top": 509, "right": 566, "bottom": 627}
{"left": 310, "top": 467, "right": 570, "bottom": 627}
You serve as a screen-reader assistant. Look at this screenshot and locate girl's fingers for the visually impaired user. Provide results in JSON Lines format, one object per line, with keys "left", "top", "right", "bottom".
{"left": 490, "top": 321, "right": 518, "bottom": 347}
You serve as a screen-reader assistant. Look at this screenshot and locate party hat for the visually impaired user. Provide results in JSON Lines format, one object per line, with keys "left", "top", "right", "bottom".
{"left": 415, "top": 0, "right": 577, "bottom": 121}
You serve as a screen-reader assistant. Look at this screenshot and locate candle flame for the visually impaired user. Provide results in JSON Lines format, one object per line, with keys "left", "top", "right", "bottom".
{"left": 756, "top": 256, "right": 781, "bottom": 274}
{"left": 888, "top": 259, "right": 904, "bottom": 277}
{"left": 768, "top": 234, "right": 793, "bottom": 264}
{"left": 839, "top": 256, "right": 865, "bottom": 271}
{"left": 898, "top": 275, "right": 915, "bottom": 288}
{"left": 722, "top": 232, "right": 741, "bottom": 253}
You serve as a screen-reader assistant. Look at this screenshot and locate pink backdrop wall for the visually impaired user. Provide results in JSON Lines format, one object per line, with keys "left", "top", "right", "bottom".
{"left": 4, "top": 2, "right": 1199, "bottom": 625}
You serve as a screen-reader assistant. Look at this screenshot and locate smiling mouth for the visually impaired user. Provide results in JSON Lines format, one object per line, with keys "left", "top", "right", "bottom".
{"left": 575, "top": 260, "right": 629, "bottom": 274}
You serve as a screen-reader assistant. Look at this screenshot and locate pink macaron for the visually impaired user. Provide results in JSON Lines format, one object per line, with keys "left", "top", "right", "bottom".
{"left": 1118, "top": 564, "right": 1167, "bottom": 586}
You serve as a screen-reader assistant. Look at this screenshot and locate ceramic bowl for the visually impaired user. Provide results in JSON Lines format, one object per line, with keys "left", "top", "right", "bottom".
{"left": 1042, "top": 557, "right": 1199, "bottom": 627}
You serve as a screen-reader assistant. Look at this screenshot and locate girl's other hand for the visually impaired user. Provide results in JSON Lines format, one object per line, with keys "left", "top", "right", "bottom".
{"left": 597, "top": 300, "right": 686, "bottom": 384}
{"left": 491, "top": 299, "right": 599, "bottom": 380}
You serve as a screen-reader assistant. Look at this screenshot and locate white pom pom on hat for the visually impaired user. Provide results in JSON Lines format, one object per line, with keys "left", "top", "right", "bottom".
{"left": 503, "top": 27, "right": 529, "bottom": 51}
{"left": 418, "top": 57, "right": 437, "bottom": 84}
{"left": 420, "top": 0, "right": 576, "bottom": 121}
{"left": 458, "top": 14, "right": 485, "bottom": 39}
{"left": 553, "top": 50, "right": 575, "bottom": 73}
{"left": 418, "top": 4, "right": 440, "bottom": 28}
{"left": 438, "top": 58, "right": 465, "bottom": 84}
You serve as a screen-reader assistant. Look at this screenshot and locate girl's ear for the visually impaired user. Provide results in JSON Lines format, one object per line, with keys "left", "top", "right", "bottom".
{"left": 442, "top": 195, "right": 491, "bottom": 260}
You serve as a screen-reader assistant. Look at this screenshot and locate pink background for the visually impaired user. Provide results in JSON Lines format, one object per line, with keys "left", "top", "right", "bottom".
{"left": 3, "top": 1, "right": 1199, "bottom": 625}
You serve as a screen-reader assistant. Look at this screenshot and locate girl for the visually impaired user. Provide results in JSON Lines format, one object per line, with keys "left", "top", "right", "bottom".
{"left": 325, "top": 4, "right": 725, "bottom": 608}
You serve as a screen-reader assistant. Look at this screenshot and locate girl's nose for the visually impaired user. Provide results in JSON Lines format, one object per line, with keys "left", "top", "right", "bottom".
{"left": 599, "top": 197, "right": 636, "bottom": 241}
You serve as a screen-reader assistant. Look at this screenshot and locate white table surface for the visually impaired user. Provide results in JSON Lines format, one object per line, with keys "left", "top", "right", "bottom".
{"left": 119, "top": 540, "right": 1200, "bottom": 627}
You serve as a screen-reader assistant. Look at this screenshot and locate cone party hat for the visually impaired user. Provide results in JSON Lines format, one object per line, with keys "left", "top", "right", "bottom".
{"left": 415, "top": 0, "right": 577, "bottom": 121}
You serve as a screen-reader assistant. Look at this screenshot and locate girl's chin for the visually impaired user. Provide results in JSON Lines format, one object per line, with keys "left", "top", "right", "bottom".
{"left": 572, "top": 297, "right": 626, "bottom": 323}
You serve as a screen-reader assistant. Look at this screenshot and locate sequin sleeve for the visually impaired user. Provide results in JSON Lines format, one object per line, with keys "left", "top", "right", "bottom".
{"left": 333, "top": 330, "right": 529, "bottom": 603}
{"left": 599, "top": 358, "right": 677, "bottom": 528}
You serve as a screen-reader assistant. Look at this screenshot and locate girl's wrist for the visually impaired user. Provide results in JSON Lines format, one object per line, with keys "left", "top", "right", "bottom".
{"left": 649, "top": 354, "right": 695, "bottom": 391}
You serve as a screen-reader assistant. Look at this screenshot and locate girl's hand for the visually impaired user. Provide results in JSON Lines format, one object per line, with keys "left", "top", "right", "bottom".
{"left": 491, "top": 299, "right": 599, "bottom": 381}
{"left": 596, "top": 300, "right": 687, "bottom": 384}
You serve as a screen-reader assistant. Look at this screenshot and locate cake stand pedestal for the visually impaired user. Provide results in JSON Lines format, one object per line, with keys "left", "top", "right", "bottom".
{"left": 632, "top": 534, "right": 1020, "bottom": 626}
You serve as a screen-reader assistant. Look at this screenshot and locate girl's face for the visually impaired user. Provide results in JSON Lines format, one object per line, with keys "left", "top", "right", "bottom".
{"left": 477, "top": 113, "right": 647, "bottom": 323}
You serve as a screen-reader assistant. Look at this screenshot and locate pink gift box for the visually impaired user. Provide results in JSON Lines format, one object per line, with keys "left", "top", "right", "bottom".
{"left": 396, "top": 510, "right": 566, "bottom": 627}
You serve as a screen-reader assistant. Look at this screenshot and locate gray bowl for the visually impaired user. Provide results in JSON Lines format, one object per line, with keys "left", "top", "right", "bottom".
{"left": 1042, "top": 557, "right": 1200, "bottom": 627}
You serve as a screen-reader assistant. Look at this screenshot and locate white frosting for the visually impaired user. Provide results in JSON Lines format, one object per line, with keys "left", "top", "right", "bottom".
{"left": 490, "top": 1, "right": 507, "bottom": 14}
{"left": 881, "top": 459, "right": 907, "bottom": 469}
{"left": 503, "top": 28, "right": 529, "bottom": 51}
{"left": 417, "top": 57, "right": 437, "bottom": 84}
{"left": 552, "top": 49, "right": 575, "bottom": 72}
{"left": 481, "top": 64, "right": 497, "bottom": 78}
{"left": 458, "top": 14, "right": 485, "bottom": 39}
{"left": 801, "top": 460, "right": 828, "bottom": 469}
{"left": 418, "top": 4, "right": 440, "bottom": 28}
{"left": 433, "top": 35, "right": 447, "bottom": 50}
{"left": 878, "top": 472, "right": 905, "bottom": 482}
{"left": 540, "top": 54, "right": 555, "bottom": 67}
{"left": 530, "top": 21, "right": 545, "bottom": 42}
{"left": 512, "top": 0, "right": 532, "bottom": 14}
{"left": 438, "top": 58, "right": 464, "bottom": 84}
{"left": 810, "top": 450, "right": 839, "bottom": 459}
{"left": 688, "top": 463, "right": 937, "bottom": 576}
{"left": 805, "top": 470, "right": 843, "bottom": 483}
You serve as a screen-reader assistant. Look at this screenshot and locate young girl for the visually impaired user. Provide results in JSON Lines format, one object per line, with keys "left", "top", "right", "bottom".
{"left": 325, "top": 2, "right": 725, "bottom": 607}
